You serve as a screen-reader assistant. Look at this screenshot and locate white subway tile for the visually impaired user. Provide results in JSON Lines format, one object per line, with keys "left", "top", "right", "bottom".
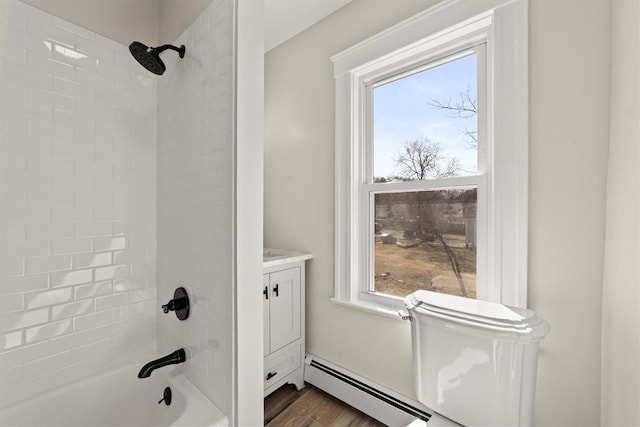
{"left": 0, "top": 294, "right": 24, "bottom": 314}
{"left": 94, "top": 207, "right": 125, "bottom": 222}
{"left": 51, "top": 299, "right": 92, "bottom": 322}
{"left": 0, "top": 307, "right": 49, "bottom": 332}
{"left": 71, "top": 337, "right": 113, "bottom": 362}
{"left": 52, "top": 140, "right": 95, "bottom": 162}
{"left": 49, "top": 329, "right": 93, "bottom": 354}
{"left": 113, "top": 302, "right": 144, "bottom": 320}
{"left": 26, "top": 152, "right": 73, "bottom": 175}
{"left": 53, "top": 76, "right": 94, "bottom": 100}
{"left": 1, "top": 330, "right": 24, "bottom": 350}
{"left": 113, "top": 277, "right": 146, "bottom": 292}
{"left": 0, "top": 0, "right": 161, "bottom": 399}
{"left": 1, "top": 274, "right": 48, "bottom": 295}
{"left": 4, "top": 240, "right": 49, "bottom": 258}
{"left": 52, "top": 45, "right": 98, "bottom": 73}
{"left": 0, "top": 373, "right": 50, "bottom": 407}
{"left": 0, "top": 363, "right": 23, "bottom": 386}
{"left": 76, "top": 37, "right": 115, "bottom": 63}
{"left": 130, "top": 287, "right": 156, "bottom": 303}
{"left": 22, "top": 350, "right": 73, "bottom": 379}
{"left": 0, "top": 339, "right": 50, "bottom": 368}
{"left": 51, "top": 175, "right": 93, "bottom": 192}
{"left": 2, "top": 206, "right": 50, "bottom": 224}
{"left": 2, "top": 223, "right": 26, "bottom": 242}
{"left": 27, "top": 52, "right": 74, "bottom": 81}
{"left": 74, "top": 160, "right": 112, "bottom": 178}
{"left": 51, "top": 237, "right": 92, "bottom": 255}
{"left": 94, "top": 264, "right": 129, "bottom": 281}
{"left": 51, "top": 207, "right": 94, "bottom": 223}
{"left": 4, "top": 258, "right": 25, "bottom": 276}
{"left": 93, "top": 236, "right": 126, "bottom": 252}
{"left": 27, "top": 188, "right": 74, "bottom": 207}
{"left": 50, "top": 359, "right": 93, "bottom": 388}
{"left": 73, "top": 252, "right": 111, "bottom": 268}
{"left": 97, "top": 59, "right": 131, "bottom": 81}
{"left": 73, "top": 309, "right": 112, "bottom": 331}
{"left": 75, "top": 192, "right": 112, "bottom": 208}
{"left": 74, "top": 280, "right": 111, "bottom": 300}
{"left": 93, "top": 347, "right": 128, "bottom": 373}
{"left": 74, "top": 222, "right": 112, "bottom": 238}
{"left": 25, "top": 287, "right": 72, "bottom": 309}
{"left": 51, "top": 299, "right": 93, "bottom": 321}
{"left": 94, "top": 292, "right": 129, "bottom": 311}
{"left": 92, "top": 320, "right": 127, "bottom": 341}
{"left": 50, "top": 268, "right": 93, "bottom": 288}
{"left": 25, "top": 254, "right": 71, "bottom": 274}
{"left": 27, "top": 223, "right": 73, "bottom": 240}
{"left": 25, "top": 318, "right": 72, "bottom": 343}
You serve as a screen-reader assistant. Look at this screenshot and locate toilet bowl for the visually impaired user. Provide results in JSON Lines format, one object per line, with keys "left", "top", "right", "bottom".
{"left": 403, "top": 290, "right": 549, "bottom": 427}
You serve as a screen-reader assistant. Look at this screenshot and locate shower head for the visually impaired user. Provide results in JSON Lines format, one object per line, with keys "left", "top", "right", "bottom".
{"left": 128, "top": 41, "right": 186, "bottom": 75}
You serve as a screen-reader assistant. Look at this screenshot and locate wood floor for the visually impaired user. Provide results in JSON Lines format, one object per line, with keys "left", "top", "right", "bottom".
{"left": 264, "top": 383, "right": 386, "bottom": 427}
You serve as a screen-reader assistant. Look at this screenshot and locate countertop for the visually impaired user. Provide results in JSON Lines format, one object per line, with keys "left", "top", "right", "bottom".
{"left": 263, "top": 248, "right": 312, "bottom": 269}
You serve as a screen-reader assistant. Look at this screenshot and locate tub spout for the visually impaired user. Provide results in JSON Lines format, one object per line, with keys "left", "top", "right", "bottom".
{"left": 138, "top": 348, "right": 186, "bottom": 378}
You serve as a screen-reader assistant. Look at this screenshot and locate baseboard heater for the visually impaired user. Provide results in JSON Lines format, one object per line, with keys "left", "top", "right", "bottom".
{"left": 304, "top": 354, "right": 431, "bottom": 426}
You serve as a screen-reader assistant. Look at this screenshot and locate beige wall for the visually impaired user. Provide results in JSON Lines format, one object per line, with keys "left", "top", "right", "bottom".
{"left": 264, "top": 0, "right": 618, "bottom": 425}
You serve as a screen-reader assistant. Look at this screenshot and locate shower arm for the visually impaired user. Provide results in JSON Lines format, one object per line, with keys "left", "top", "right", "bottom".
{"left": 153, "top": 44, "right": 186, "bottom": 58}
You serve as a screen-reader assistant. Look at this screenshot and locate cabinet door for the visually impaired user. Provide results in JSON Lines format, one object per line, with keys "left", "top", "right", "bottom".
{"left": 268, "top": 267, "right": 301, "bottom": 353}
{"left": 263, "top": 274, "right": 270, "bottom": 357}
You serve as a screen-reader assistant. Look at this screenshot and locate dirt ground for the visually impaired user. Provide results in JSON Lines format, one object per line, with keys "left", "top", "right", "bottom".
{"left": 374, "top": 233, "right": 476, "bottom": 299}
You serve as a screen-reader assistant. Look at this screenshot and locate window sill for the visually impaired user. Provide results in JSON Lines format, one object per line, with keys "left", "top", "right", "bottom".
{"left": 330, "top": 297, "right": 406, "bottom": 321}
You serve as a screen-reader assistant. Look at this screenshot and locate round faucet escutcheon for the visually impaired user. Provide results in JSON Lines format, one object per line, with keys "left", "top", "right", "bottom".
{"left": 161, "top": 287, "right": 190, "bottom": 320}
{"left": 158, "top": 387, "right": 172, "bottom": 405}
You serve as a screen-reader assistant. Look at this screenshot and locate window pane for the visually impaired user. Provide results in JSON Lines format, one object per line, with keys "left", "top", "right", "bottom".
{"left": 373, "top": 53, "right": 477, "bottom": 181}
{"left": 373, "top": 188, "right": 477, "bottom": 298}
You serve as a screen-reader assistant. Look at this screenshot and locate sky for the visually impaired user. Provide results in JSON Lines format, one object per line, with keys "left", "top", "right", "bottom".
{"left": 373, "top": 53, "right": 478, "bottom": 179}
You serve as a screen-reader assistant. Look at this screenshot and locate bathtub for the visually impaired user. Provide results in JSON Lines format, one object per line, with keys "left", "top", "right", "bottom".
{"left": 0, "top": 363, "right": 228, "bottom": 427}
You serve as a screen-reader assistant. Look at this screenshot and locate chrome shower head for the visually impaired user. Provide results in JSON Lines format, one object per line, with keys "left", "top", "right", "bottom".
{"left": 129, "top": 41, "right": 186, "bottom": 75}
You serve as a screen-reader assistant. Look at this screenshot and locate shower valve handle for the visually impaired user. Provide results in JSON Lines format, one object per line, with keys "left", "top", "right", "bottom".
{"left": 162, "top": 287, "right": 190, "bottom": 320}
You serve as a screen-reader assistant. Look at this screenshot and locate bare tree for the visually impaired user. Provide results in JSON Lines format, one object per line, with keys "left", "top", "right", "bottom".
{"left": 393, "top": 139, "right": 469, "bottom": 297}
{"left": 427, "top": 85, "right": 477, "bottom": 148}
{"left": 394, "top": 137, "right": 461, "bottom": 180}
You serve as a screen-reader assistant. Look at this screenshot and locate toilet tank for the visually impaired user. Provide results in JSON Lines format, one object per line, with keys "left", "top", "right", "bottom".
{"left": 404, "top": 291, "right": 549, "bottom": 427}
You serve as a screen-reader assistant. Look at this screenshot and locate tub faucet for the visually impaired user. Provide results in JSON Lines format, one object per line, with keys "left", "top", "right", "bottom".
{"left": 138, "top": 348, "right": 186, "bottom": 378}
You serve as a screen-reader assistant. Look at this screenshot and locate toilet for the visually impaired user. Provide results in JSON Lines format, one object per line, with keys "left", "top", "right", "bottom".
{"left": 403, "top": 290, "right": 549, "bottom": 427}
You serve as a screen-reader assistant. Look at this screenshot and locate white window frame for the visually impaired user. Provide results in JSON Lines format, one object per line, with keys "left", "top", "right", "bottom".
{"left": 332, "top": 0, "right": 529, "bottom": 318}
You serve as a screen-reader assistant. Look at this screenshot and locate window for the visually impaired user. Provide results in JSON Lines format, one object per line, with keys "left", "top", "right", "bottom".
{"left": 333, "top": 0, "right": 528, "bottom": 317}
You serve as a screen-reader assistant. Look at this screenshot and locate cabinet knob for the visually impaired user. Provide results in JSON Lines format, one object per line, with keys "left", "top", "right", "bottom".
{"left": 266, "top": 371, "right": 277, "bottom": 380}
{"left": 273, "top": 283, "right": 279, "bottom": 297}
{"left": 263, "top": 286, "right": 269, "bottom": 300}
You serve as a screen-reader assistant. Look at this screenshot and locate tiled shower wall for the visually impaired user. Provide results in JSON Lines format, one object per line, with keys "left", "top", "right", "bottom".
{"left": 0, "top": 0, "right": 157, "bottom": 405}
{"left": 157, "top": 0, "right": 233, "bottom": 414}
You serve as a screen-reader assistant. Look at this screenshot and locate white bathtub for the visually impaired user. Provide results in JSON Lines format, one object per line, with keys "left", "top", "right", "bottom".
{"left": 0, "top": 363, "right": 228, "bottom": 427}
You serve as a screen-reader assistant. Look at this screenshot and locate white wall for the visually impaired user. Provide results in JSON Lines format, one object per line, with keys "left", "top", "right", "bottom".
{"left": 528, "top": 0, "right": 611, "bottom": 424}
{"left": 264, "top": 0, "right": 617, "bottom": 425}
{"left": 156, "top": 0, "right": 234, "bottom": 414}
{"left": 234, "top": 0, "right": 266, "bottom": 424}
{"left": 601, "top": 0, "right": 640, "bottom": 424}
{"left": 0, "top": 0, "right": 157, "bottom": 406}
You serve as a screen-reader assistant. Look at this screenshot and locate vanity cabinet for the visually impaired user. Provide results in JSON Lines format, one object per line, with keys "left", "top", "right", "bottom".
{"left": 263, "top": 251, "right": 311, "bottom": 397}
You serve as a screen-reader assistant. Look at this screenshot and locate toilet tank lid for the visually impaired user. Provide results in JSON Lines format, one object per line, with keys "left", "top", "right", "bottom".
{"left": 404, "top": 290, "right": 549, "bottom": 339}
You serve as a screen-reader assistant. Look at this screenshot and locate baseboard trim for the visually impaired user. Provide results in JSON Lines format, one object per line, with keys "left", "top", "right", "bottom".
{"left": 304, "top": 354, "right": 431, "bottom": 426}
